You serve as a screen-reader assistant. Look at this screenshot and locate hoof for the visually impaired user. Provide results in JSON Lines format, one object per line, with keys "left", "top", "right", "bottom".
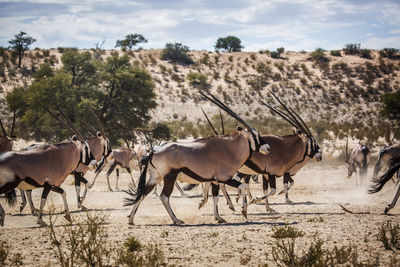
{"left": 88, "top": 184, "right": 94, "bottom": 189}
{"left": 216, "top": 217, "right": 226, "bottom": 224}
{"left": 384, "top": 206, "right": 390, "bottom": 214}
{"left": 250, "top": 198, "right": 261, "bottom": 205}
{"left": 19, "top": 206, "right": 24, "bottom": 212}
{"left": 108, "top": 188, "right": 114, "bottom": 192}
{"left": 31, "top": 211, "right": 39, "bottom": 216}
{"left": 128, "top": 221, "right": 135, "bottom": 225}
{"left": 37, "top": 219, "right": 47, "bottom": 227}
{"left": 277, "top": 190, "right": 284, "bottom": 195}
{"left": 0, "top": 218, "right": 4, "bottom": 227}
{"left": 241, "top": 209, "right": 248, "bottom": 219}
{"left": 173, "top": 219, "right": 184, "bottom": 225}
{"left": 64, "top": 214, "right": 72, "bottom": 222}
{"left": 198, "top": 201, "right": 205, "bottom": 210}
{"left": 266, "top": 207, "right": 276, "bottom": 213}
{"left": 286, "top": 199, "right": 293, "bottom": 204}
{"left": 228, "top": 205, "right": 236, "bottom": 212}
{"left": 80, "top": 205, "right": 87, "bottom": 211}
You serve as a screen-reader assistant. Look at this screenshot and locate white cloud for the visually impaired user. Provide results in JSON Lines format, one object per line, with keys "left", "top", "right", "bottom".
{"left": 364, "top": 36, "right": 400, "bottom": 49}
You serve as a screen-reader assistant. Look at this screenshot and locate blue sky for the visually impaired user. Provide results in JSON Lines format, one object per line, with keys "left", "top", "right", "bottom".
{"left": 0, "top": 0, "right": 399, "bottom": 52}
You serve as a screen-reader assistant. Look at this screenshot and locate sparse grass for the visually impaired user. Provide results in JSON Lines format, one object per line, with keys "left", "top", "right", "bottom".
{"left": 272, "top": 224, "right": 305, "bottom": 239}
{"left": 0, "top": 241, "right": 23, "bottom": 266}
{"left": 377, "top": 221, "right": 400, "bottom": 250}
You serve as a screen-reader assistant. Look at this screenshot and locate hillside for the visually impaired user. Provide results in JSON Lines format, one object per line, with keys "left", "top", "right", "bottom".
{"left": 0, "top": 48, "right": 399, "bottom": 148}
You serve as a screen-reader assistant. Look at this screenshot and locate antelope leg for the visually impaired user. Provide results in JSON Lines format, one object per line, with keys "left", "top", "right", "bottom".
{"left": 52, "top": 186, "right": 71, "bottom": 222}
{"left": 0, "top": 203, "right": 5, "bottom": 227}
{"left": 220, "top": 184, "right": 235, "bottom": 211}
{"left": 126, "top": 167, "right": 136, "bottom": 191}
{"left": 106, "top": 162, "right": 118, "bottom": 192}
{"left": 199, "top": 182, "right": 211, "bottom": 209}
{"left": 19, "top": 189, "right": 27, "bottom": 212}
{"left": 26, "top": 190, "right": 38, "bottom": 215}
{"left": 160, "top": 171, "right": 184, "bottom": 225}
{"left": 212, "top": 183, "right": 226, "bottom": 223}
{"left": 37, "top": 184, "right": 51, "bottom": 226}
{"left": 385, "top": 184, "right": 400, "bottom": 214}
{"left": 175, "top": 182, "right": 187, "bottom": 197}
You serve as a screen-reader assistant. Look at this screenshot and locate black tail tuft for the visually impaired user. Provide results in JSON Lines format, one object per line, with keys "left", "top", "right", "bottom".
{"left": 183, "top": 183, "right": 199, "bottom": 191}
{"left": 123, "top": 151, "right": 153, "bottom": 206}
{"left": 369, "top": 163, "right": 400, "bottom": 194}
{"left": 122, "top": 180, "right": 138, "bottom": 206}
{"left": 5, "top": 190, "right": 17, "bottom": 207}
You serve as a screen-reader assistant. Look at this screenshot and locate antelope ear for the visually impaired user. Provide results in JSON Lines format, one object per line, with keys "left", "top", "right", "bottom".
{"left": 72, "top": 135, "right": 78, "bottom": 141}
{"left": 96, "top": 131, "right": 102, "bottom": 137}
{"left": 236, "top": 126, "right": 244, "bottom": 131}
{"left": 293, "top": 128, "right": 301, "bottom": 135}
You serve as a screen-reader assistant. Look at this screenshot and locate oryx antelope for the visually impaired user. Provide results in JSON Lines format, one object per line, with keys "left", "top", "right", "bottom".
{"left": 370, "top": 162, "right": 400, "bottom": 214}
{"left": 90, "top": 146, "right": 135, "bottom": 191}
{"left": 345, "top": 138, "right": 371, "bottom": 186}
{"left": 192, "top": 93, "right": 322, "bottom": 213}
{"left": 373, "top": 142, "right": 400, "bottom": 182}
{"left": 124, "top": 90, "right": 270, "bottom": 225}
{"left": 0, "top": 108, "right": 96, "bottom": 226}
{"left": 238, "top": 92, "right": 322, "bottom": 211}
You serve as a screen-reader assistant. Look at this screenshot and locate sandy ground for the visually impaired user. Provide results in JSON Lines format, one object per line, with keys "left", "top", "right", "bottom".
{"left": 0, "top": 162, "right": 399, "bottom": 266}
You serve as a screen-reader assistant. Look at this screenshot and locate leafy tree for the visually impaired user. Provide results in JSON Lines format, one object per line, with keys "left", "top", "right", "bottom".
{"left": 343, "top": 43, "right": 361, "bottom": 55}
{"left": 215, "top": 36, "right": 243, "bottom": 52}
{"left": 7, "top": 51, "right": 157, "bottom": 144}
{"left": 115, "top": 34, "right": 147, "bottom": 50}
{"left": 380, "top": 48, "right": 399, "bottom": 59}
{"left": 311, "top": 48, "right": 325, "bottom": 61}
{"left": 8, "top": 31, "right": 36, "bottom": 68}
{"left": 97, "top": 52, "right": 157, "bottom": 143}
{"left": 160, "top": 42, "right": 193, "bottom": 65}
{"left": 276, "top": 47, "right": 285, "bottom": 57}
{"left": 61, "top": 50, "right": 96, "bottom": 87}
{"left": 381, "top": 90, "right": 400, "bottom": 122}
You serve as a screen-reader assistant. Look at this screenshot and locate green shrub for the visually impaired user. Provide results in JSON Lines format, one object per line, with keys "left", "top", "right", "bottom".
{"left": 360, "top": 48, "right": 372, "bottom": 59}
{"left": 272, "top": 224, "right": 305, "bottom": 238}
{"left": 160, "top": 42, "right": 193, "bottom": 65}
{"left": 330, "top": 50, "right": 341, "bottom": 57}
{"left": 343, "top": 43, "right": 361, "bottom": 55}
{"left": 311, "top": 48, "right": 325, "bottom": 61}
{"left": 380, "top": 48, "right": 399, "bottom": 59}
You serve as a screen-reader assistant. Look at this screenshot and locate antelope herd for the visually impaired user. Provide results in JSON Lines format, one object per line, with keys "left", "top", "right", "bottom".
{"left": 0, "top": 90, "right": 399, "bottom": 227}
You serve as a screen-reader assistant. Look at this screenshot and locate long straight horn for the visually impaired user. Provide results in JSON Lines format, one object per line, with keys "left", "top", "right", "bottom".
{"left": 88, "top": 107, "right": 106, "bottom": 138}
{"left": 199, "top": 90, "right": 256, "bottom": 134}
{"left": 201, "top": 107, "right": 218, "bottom": 135}
{"left": 40, "top": 104, "right": 78, "bottom": 138}
{"left": 11, "top": 96, "right": 16, "bottom": 137}
{"left": 219, "top": 109, "right": 225, "bottom": 135}
{"left": 0, "top": 118, "right": 7, "bottom": 137}
{"left": 77, "top": 117, "right": 98, "bottom": 136}
{"left": 52, "top": 103, "right": 85, "bottom": 142}
{"left": 259, "top": 100, "right": 299, "bottom": 130}
{"left": 269, "top": 90, "right": 310, "bottom": 136}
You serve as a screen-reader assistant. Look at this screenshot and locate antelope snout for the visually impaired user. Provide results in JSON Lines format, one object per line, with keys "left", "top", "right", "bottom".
{"left": 260, "top": 144, "right": 271, "bottom": 155}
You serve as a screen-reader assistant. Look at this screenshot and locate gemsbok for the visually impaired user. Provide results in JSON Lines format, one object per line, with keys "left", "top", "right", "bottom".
{"left": 345, "top": 138, "right": 371, "bottom": 186}
{"left": 369, "top": 162, "right": 400, "bottom": 214}
{"left": 0, "top": 107, "right": 96, "bottom": 226}
{"left": 90, "top": 145, "right": 136, "bottom": 191}
{"left": 240, "top": 92, "right": 322, "bottom": 211}
{"left": 190, "top": 92, "right": 322, "bottom": 213}
{"left": 373, "top": 142, "right": 400, "bottom": 182}
{"left": 124, "top": 90, "right": 270, "bottom": 225}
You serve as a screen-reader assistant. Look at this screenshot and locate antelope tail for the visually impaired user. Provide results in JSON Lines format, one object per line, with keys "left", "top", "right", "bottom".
{"left": 123, "top": 151, "right": 153, "bottom": 206}
{"left": 369, "top": 163, "right": 400, "bottom": 194}
{"left": 5, "top": 189, "right": 17, "bottom": 207}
